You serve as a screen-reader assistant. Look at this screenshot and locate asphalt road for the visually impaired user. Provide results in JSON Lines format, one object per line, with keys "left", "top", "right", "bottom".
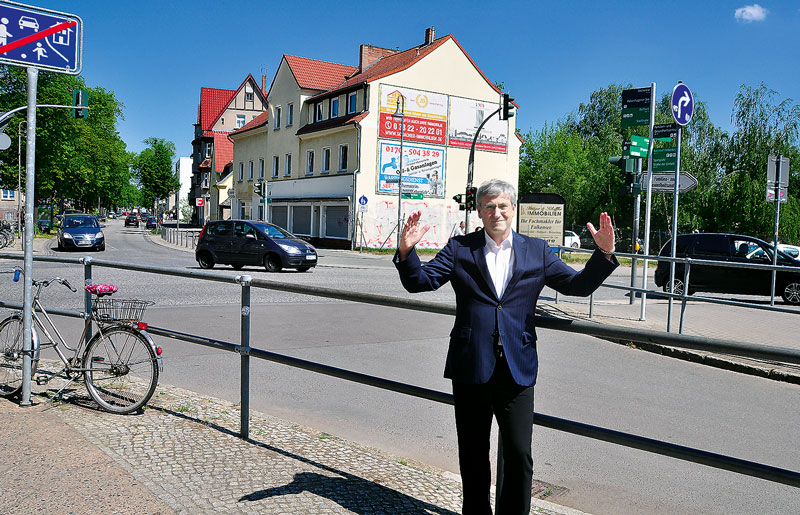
{"left": 3, "top": 221, "right": 799, "bottom": 515}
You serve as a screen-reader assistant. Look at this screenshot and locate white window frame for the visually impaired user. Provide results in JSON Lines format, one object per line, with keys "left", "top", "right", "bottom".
{"left": 322, "top": 147, "right": 331, "bottom": 173}
{"left": 272, "top": 156, "right": 279, "bottom": 178}
{"left": 258, "top": 159, "right": 265, "bottom": 179}
{"left": 238, "top": 162, "right": 244, "bottom": 181}
{"left": 306, "top": 150, "right": 314, "bottom": 175}
{"left": 1, "top": 189, "right": 15, "bottom": 200}
{"left": 338, "top": 144, "right": 348, "bottom": 171}
{"left": 315, "top": 103, "right": 323, "bottom": 122}
{"left": 236, "top": 115, "right": 246, "bottom": 128}
{"left": 245, "top": 91, "right": 254, "bottom": 102}
{"left": 330, "top": 98, "right": 339, "bottom": 118}
{"left": 205, "top": 144, "right": 212, "bottom": 158}
{"left": 348, "top": 92, "right": 357, "bottom": 114}
{"left": 274, "top": 106, "right": 281, "bottom": 129}
{"left": 284, "top": 153, "right": 292, "bottom": 177}
{"left": 248, "top": 161, "right": 254, "bottom": 180}
{"left": 287, "top": 103, "right": 294, "bottom": 126}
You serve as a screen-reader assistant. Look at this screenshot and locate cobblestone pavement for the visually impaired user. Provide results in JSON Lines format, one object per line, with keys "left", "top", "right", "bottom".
{"left": 1, "top": 360, "right": 584, "bottom": 515}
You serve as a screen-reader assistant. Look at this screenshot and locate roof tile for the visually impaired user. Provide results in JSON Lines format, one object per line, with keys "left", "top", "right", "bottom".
{"left": 199, "top": 87, "right": 236, "bottom": 131}
{"left": 212, "top": 132, "right": 233, "bottom": 173}
{"left": 284, "top": 55, "right": 358, "bottom": 91}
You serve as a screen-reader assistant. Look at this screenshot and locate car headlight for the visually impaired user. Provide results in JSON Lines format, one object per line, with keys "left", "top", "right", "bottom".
{"left": 63, "top": 233, "right": 73, "bottom": 239}
{"left": 95, "top": 232, "right": 103, "bottom": 239}
{"left": 278, "top": 244, "right": 302, "bottom": 255}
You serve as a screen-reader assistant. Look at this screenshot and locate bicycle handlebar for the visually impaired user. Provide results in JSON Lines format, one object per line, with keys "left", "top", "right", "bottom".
{"left": 6, "top": 267, "right": 77, "bottom": 292}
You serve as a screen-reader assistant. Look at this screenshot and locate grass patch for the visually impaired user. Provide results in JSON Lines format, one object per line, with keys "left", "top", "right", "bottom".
{"left": 353, "top": 247, "right": 441, "bottom": 255}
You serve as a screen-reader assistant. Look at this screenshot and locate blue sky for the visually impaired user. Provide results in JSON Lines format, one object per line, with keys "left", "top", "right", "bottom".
{"left": 24, "top": 0, "right": 800, "bottom": 159}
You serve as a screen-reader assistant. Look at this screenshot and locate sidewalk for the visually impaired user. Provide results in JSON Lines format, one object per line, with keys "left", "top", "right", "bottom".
{"left": 0, "top": 361, "right": 584, "bottom": 515}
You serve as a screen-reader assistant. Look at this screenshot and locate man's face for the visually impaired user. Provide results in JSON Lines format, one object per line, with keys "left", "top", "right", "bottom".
{"left": 477, "top": 193, "right": 516, "bottom": 242}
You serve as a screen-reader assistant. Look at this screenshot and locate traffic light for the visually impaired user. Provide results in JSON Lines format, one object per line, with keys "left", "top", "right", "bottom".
{"left": 500, "top": 93, "right": 515, "bottom": 121}
{"left": 608, "top": 156, "right": 635, "bottom": 174}
{"left": 453, "top": 193, "right": 466, "bottom": 210}
{"left": 72, "top": 89, "right": 88, "bottom": 119}
{"left": 254, "top": 181, "right": 264, "bottom": 197}
{"left": 620, "top": 173, "right": 634, "bottom": 194}
{"left": 465, "top": 186, "right": 477, "bottom": 211}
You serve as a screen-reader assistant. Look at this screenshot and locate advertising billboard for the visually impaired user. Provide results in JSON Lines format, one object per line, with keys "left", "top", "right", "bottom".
{"left": 377, "top": 140, "right": 445, "bottom": 197}
{"left": 379, "top": 85, "right": 448, "bottom": 146}
{"left": 447, "top": 96, "right": 508, "bottom": 152}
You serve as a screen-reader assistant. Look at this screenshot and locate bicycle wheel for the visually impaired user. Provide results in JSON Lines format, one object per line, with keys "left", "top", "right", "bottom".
{"left": 0, "top": 316, "right": 38, "bottom": 397}
{"left": 83, "top": 326, "right": 158, "bottom": 414}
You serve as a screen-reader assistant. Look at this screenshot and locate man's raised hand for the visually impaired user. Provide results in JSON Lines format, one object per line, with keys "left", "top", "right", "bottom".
{"left": 586, "top": 212, "right": 615, "bottom": 254}
{"left": 398, "top": 211, "right": 430, "bottom": 260}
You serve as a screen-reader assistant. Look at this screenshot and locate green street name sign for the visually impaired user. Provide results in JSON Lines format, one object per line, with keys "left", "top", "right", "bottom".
{"left": 621, "top": 107, "right": 649, "bottom": 127}
{"left": 652, "top": 148, "right": 677, "bottom": 172}
{"left": 401, "top": 192, "right": 423, "bottom": 200}
{"left": 630, "top": 135, "right": 650, "bottom": 148}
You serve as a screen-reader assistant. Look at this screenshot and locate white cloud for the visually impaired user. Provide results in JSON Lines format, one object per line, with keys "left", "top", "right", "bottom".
{"left": 734, "top": 4, "right": 769, "bottom": 23}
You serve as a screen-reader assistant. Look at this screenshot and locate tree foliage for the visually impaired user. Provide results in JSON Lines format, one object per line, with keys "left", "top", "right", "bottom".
{"left": 519, "top": 83, "right": 800, "bottom": 245}
{"left": 133, "top": 137, "right": 179, "bottom": 207}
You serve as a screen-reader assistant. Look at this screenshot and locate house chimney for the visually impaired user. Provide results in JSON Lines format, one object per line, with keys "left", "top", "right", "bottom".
{"left": 425, "top": 26, "right": 435, "bottom": 45}
{"left": 261, "top": 74, "right": 267, "bottom": 96}
{"left": 359, "top": 44, "right": 399, "bottom": 72}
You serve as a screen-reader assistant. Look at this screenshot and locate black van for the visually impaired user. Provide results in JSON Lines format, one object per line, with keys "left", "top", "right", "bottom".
{"left": 654, "top": 233, "right": 800, "bottom": 305}
{"left": 195, "top": 220, "right": 317, "bottom": 272}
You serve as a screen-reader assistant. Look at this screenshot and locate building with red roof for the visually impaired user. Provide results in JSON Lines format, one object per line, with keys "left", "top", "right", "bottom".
{"left": 189, "top": 75, "right": 268, "bottom": 224}
{"left": 229, "top": 28, "right": 520, "bottom": 248}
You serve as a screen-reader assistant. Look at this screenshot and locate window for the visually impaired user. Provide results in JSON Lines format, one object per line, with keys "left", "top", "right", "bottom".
{"left": 315, "top": 103, "right": 323, "bottom": 122}
{"left": 287, "top": 103, "right": 294, "bottom": 126}
{"left": 245, "top": 91, "right": 254, "bottom": 102}
{"left": 236, "top": 115, "right": 245, "bottom": 128}
{"left": 348, "top": 92, "right": 357, "bottom": 114}
{"left": 274, "top": 106, "right": 281, "bottom": 129}
{"left": 306, "top": 150, "right": 314, "bottom": 175}
{"left": 338, "top": 144, "right": 348, "bottom": 171}
{"left": 1, "top": 190, "right": 15, "bottom": 200}
{"left": 322, "top": 147, "right": 330, "bottom": 173}
{"left": 258, "top": 159, "right": 265, "bottom": 179}
{"left": 248, "top": 161, "right": 254, "bottom": 180}
{"left": 235, "top": 221, "right": 257, "bottom": 238}
{"left": 330, "top": 98, "right": 339, "bottom": 118}
{"left": 205, "top": 144, "right": 212, "bottom": 158}
{"left": 285, "top": 153, "right": 292, "bottom": 176}
{"left": 221, "top": 118, "right": 224, "bottom": 126}
{"left": 272, "top": 156, "right": 279, "bottom": 178}
{"left": 238, "top": 162, "right": 244, "bottom": 181}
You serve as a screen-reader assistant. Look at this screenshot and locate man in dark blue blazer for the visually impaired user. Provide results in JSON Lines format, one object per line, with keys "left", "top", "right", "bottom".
{"left": 395, "top": 179, "right": 618, "bottom": 514}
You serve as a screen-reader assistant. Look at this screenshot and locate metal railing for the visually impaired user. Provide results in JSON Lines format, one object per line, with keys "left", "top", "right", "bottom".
{"left": 160, "top": 227, "right": 201, "bottom": 249}
{"left": 556, "top": 247, "right": 800, "bottom": 333}
{"left": 2, "top": 253, "right": 799, "bottom": 491}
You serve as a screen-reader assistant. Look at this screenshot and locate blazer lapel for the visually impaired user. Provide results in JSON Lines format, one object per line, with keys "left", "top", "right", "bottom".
{"left": 501, "top": 231, "right": 528, "bottom": 300}
{"left": 470, "top": 232, "right": 497, "bottom": 299}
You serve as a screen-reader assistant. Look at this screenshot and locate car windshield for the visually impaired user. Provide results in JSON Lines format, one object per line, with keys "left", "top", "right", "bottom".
{"left": 64, "top": 216, "right": 98, "bottom": 229}
{"left": 252, "top": 222, "right": 293, "bottom": 239}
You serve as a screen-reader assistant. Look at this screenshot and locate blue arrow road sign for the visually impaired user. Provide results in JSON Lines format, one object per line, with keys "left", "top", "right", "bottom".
{"left": 0, "top": 2, "right": 82, "bottom": 74}
{"left": 671, "top": 83, "right": 694, "bottom": 126}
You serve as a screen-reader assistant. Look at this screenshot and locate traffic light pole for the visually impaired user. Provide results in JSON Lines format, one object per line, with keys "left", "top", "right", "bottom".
{"left": 639, "top": 82, "right": 656, "bottom": 321}
{"left": 466, "top": 107, "right": 501, "bottom": 229}
{"left": 630, "top": 157, "right": 642, "bottom": 304}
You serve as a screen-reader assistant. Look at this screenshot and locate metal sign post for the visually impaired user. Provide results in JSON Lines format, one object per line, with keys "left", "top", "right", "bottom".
{"left": 0, "top": 0, "right": 84, "bottom": 406}
{"left": 666, "top": 82, "right": 694, "bottom": 332}
{"left": 640, "top": 83, "right": 656, "bottom": 321}
{"left": 767, "top": 155, "right": 790, "bottom": 305}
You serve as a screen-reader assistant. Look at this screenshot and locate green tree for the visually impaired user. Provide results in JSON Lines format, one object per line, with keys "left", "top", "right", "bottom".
{"left": 133, "top": 137, "right": 179, "bottom": 207}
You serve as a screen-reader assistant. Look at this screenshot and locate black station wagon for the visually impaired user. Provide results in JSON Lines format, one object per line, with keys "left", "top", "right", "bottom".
{"left": 654, "top": 233, "right": 800, "bottom": 305}
{"left": 195, "top": 220, "right": 317, "bottom": 272}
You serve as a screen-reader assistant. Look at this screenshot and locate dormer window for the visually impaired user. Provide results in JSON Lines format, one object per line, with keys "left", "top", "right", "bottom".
{"left": 315, "top": 103, "right": 323, "bottom": 122}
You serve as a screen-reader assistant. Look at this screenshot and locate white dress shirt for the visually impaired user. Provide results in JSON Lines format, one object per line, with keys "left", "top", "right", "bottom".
{"left": 484, "top": 230, "right": 514, "bottom": 298}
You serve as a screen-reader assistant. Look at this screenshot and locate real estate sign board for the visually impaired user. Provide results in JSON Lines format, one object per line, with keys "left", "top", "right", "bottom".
{"left": 379, "top": 85, "right": 448, "bottom": 145}
{"left": 376, "top": 140, "right": 445, "bottom": 197}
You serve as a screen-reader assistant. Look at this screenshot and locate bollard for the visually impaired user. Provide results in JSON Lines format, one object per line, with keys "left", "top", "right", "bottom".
{"left": 589, "top": 292, "right": 594, "bottom": 318}
{"left": 679, "top": 261, "right": 692, "bottom": 334}
{"left": 237, "top": 274, "right": 252, "bottom": 439}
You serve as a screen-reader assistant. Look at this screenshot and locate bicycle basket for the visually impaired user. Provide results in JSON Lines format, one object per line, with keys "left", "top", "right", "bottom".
{"left": 92, "top": 298, "right": 153, "bottom": 323}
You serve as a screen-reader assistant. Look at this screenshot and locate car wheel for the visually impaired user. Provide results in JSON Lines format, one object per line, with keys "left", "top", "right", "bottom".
{"left": 264, "top": 254, "right": 282, "bottom": 273}
{"left": 663, "top": 279, "right": 685, "bottom": 296}
{"left": 781, "top": 281, "right": 800, "bottom": 305}
{"left": 297, "top": 266, "right": 311, "bottom": 272}
{"left": 571, "top": 242, "right": 579, "bottom": 248}
{"left": 197, "top": 251, "right": 215, "bottom": 269}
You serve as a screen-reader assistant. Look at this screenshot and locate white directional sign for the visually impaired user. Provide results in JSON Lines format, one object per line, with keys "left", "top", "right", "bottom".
{"left": 0, "top": 2, "right": 83, "bottom": 74}
{"left": 650, "top": 172, "right": 698, "bottom": 193}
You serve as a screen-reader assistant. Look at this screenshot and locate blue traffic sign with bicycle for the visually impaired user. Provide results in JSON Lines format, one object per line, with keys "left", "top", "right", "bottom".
{"left": 0, "top": 2, "right": 82, "bottom": 74}
{"left": 671, "top": 83, "right": 694, "bottom": 126}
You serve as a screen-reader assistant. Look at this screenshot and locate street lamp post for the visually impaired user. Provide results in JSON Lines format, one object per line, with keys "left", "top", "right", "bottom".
{"left": 392, "top": 95, "right": 406, "bottom": 247}
{"left": 17, "top": 120, "right": 25, "bottom": 237}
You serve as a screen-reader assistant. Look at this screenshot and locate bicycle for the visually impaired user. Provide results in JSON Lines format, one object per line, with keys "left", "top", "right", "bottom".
{"left": 0, "top": 220, "right": 15, "bottom": 249}
{"left": 0, "top": 267, "right": 163, "bottom": 414}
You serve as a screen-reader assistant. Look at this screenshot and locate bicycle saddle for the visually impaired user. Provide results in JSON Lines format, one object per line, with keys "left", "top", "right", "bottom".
{"left": 85, "top": 284, "right": 118, "bottom": 296}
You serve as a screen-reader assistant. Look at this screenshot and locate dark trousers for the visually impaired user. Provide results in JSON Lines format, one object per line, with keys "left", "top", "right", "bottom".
{"left": 452, "top": 356, "right": 535, "bottom": 515}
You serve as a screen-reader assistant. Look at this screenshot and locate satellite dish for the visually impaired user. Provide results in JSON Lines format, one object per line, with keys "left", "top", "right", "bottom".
{"left": 0, "top": 133, "right": 11, "bottom": 151}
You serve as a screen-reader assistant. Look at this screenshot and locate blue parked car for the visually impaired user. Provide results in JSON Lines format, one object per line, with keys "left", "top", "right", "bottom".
{"left": 57, "top": 214, "right": 105, "bottom": 251}
{"left": 195, "top": 220, "right": 317, "bottom": 272}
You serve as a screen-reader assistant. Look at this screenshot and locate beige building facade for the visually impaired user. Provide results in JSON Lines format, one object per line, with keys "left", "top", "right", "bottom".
{"left": 230, "top": 29, "right": 520, "bottom": 248}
